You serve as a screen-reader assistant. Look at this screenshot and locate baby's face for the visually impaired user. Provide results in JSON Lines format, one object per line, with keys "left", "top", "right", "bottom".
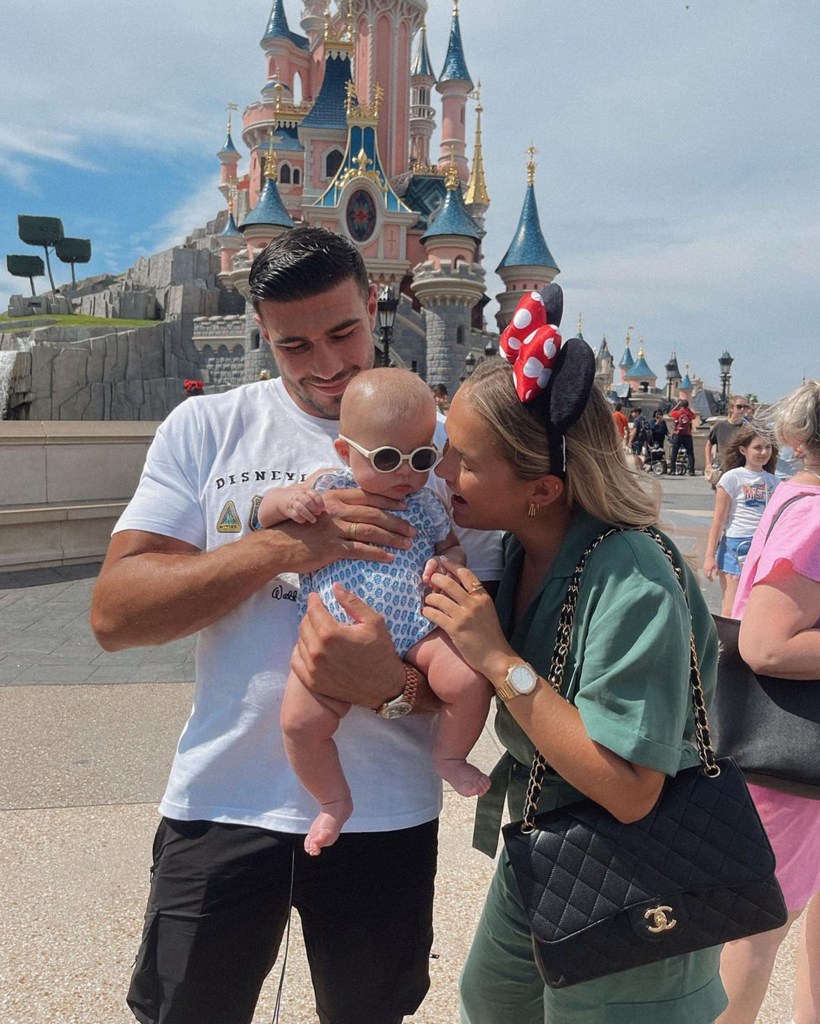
{"left": 340, "top": 410, "right": 438, "bottom": 500}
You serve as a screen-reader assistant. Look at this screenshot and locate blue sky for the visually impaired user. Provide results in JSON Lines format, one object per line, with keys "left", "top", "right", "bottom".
{"left": 1, "top": 0, "right": 818, "bottom": 401}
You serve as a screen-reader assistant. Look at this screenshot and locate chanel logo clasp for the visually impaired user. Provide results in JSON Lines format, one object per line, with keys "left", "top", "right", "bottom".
{"left": 644, "top": 905, "right": 677, "bottom": 933}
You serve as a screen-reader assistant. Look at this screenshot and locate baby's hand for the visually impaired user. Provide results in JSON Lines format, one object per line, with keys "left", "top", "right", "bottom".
{"left": 287, "top": 491, "right": 326, "bottom": 524}
{"left": 423, "top": 556, "right": 443, "bottom": 587}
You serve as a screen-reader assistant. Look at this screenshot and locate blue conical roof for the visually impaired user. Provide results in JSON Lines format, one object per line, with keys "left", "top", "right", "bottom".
{"left": 412, "top": 25, "right": 436, "bottom": 80}
{"left": 597, "top": 336, "right": 611, "bottom": 359}
{"left": 421, "top": 182, "right": 483, "bottom": 244}
{"left": 219, "top": 212, "right": 244, "bottom": 240}
{"left": 262, "top": 0, "right": 308, "bottom": 51}
{"left": 218, "top": 130, "right": 238, "bottom": 158}
{"left": 680, "top": 373, "right": 692, "bottom": 389}
{"left": 240, "top": 176, "right": 293, "bottom": 230}
{"left": 496, "top": 184, "right": 558, "bottom": 271}
{"left": 301, "top": 53, "right": 353, "bottom": 129}
{"left": 626, "top": 355, "right": 656, "bottom": 379}
{"left": 619, "top": 345, "right": 634, "bottom": 369}
{"left": 439, "top": 9, "right": 472, "bottom": 86}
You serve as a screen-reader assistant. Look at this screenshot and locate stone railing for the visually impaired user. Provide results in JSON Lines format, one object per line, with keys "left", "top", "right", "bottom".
{"left": 0, "top": 421, "right": 158, "bottom": 570}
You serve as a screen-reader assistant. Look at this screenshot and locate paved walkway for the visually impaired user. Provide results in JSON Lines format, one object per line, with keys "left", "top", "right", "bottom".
{"left": 0, "top": 474, "right": 799, "bottom": 1022}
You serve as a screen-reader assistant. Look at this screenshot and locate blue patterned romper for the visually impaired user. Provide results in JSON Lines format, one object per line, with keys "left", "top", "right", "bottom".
{"left": 298, "top": 468, "right": 453, "bottom": 657}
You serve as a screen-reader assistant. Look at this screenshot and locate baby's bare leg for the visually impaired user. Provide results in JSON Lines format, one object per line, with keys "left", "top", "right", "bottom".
{"left": 407, "top": 630, "right": 492, "bottom": 798}
{"left": 281, "top": 672, "right": 353, "bottom": 856}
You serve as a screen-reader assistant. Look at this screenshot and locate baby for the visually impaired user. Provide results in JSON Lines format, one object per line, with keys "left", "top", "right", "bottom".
{"left": 259, "top": 368, "right": 491, "bottom": 855}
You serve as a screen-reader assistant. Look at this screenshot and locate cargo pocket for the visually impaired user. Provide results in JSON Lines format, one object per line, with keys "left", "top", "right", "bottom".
{"left": 126, "top": 910, "right": 161, "bottom": 1024}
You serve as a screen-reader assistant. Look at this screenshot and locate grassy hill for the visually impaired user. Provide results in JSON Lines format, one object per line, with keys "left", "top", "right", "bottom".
{"left": 0, "top": 314, "right": 158, "bottom": 333}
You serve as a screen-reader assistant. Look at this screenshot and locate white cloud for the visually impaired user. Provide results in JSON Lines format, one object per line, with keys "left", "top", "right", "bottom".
{"left": 150, "top": 175, "right": 224, "bottom": 253}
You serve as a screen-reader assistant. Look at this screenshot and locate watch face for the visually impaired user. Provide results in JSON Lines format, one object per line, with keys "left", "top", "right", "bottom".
{"left": 380, "top": 700, "right": 413, "bottom": 719}
{"left": 508, "top": 663, "right": 538, "bottom": 695}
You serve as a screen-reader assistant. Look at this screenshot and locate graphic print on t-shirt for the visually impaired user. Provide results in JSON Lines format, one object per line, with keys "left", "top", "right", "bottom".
{"left": 741, "top": 482, "right": 770, "bottom": 508}
{"left": 216, "top": 500, "right": 242, "bottom": 532}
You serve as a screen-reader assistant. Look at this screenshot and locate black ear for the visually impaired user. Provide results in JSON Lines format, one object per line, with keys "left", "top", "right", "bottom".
{"left": 545, "top": 337, "right": 596, "bottom": 432}
{"left": 540, "top": 283, "right": 563, "bottom": 328}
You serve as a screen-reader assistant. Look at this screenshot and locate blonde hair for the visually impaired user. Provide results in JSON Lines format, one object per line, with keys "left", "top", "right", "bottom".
{"left": 461, "top": 358, "right": 657, "bottom": 528}
{"left": 755, "top": 381, "right": 820, "bottom": 458}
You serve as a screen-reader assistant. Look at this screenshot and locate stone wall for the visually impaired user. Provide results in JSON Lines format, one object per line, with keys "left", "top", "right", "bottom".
{"left": 2, "top": 320, "right": 202, "bottom": 421}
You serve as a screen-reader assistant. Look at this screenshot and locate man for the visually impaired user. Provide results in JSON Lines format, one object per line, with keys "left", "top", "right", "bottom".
{"left": 612, "top": 401, "right": 629, "bottom": 444}
{"left": 669, "top": 398, "right": 696, "bottom": 475}
{"left": 704, "top": 395, "right": 751, "bottom": 487}
{"left": 431, "top": 382, "right": 449, "bottom": 414}
{"left": 91, "top": 226, "right": 500, "bottom": 1024}
{"left": 627, "top": 407, "right": 649, "bottom": 456}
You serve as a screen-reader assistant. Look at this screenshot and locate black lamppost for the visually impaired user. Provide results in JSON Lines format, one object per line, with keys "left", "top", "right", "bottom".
{"left": 665, "top": 357, "right": 677, "bottom": 404}
{"left": 718, "top": 350, "right": 734, "bottom": 414}
{"left": 464, "top": 351, "right": 477, "bottom": 377}
{"left": 377, "top": 285, "right": 399, "bottom": 367}
{"left": 484, "top": 338, "right": 496, "bottom": 359}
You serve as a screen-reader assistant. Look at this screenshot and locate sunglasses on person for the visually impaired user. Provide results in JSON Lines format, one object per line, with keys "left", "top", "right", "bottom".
{"left": 734, "top": 403, "right": 751, "bottom": 410}
{"left": 339, "top": 435, "right": 442, "bottom": 473}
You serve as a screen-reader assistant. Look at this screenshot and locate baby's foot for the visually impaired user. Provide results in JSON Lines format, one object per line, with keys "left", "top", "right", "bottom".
{"left": 304, "top": 796, "right": 353, "bottom": 856}
{"left": 435, "top": 758, "right": 492, "bottom": 798}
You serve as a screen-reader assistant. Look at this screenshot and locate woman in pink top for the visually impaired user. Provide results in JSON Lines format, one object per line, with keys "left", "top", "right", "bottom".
{"left": 717, "top": 381, "right": 820, "bottom": 1024}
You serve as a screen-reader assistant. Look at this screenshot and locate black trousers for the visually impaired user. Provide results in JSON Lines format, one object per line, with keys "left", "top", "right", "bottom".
{"left": 670, "top": 434, "right": 695, "bottom": 473}
{"left": 127, "top": 817, "right": 438, "bottom": 1024}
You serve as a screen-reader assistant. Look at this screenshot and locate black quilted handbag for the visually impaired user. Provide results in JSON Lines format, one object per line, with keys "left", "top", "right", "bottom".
{"left": 502, "top": 528, "right": 788, "bottom": 989}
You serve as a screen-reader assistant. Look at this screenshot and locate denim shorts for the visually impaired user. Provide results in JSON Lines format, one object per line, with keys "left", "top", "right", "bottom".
{"left": 716, "top": 535, "right": 752, "bottom": 576}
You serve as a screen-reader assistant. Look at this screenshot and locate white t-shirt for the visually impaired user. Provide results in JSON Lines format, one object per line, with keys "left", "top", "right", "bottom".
{"left": 114, "top": 378, "right": 502, "bottom": 833}
{"left": 718, "top": 466, "right": 779, "bottom": 538}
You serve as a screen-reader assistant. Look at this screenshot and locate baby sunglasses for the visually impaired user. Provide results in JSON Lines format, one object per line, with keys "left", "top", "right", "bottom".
{"left": 339, "top": 435, "right": 442, "bottom": 473}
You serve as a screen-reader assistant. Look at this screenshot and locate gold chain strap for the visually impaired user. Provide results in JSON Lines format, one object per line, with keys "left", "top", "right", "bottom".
{"left": 520, "top": 526, "right": 720, "bottom": 833}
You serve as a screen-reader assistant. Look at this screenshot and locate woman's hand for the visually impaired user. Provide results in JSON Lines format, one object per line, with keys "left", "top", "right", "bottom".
{"left": 703, "top": 553, "right": 718, "bottom": 581}
{"left": 423, "top": 558, "right": 514, "bottom": 676}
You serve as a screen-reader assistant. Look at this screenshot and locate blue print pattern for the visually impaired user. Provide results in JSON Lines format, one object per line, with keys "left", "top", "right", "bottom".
{"left": 299, "top": 468, "right": 453, "bottom": 656}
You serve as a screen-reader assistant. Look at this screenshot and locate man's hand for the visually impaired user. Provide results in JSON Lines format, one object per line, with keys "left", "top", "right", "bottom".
{"left": 292, "top": 584, "right": 439, "bottom": 712}
{"left": 320, "top": 488, "right": 416, "bottom": 551}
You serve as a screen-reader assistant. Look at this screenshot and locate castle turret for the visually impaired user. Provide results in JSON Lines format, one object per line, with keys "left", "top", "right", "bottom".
{"left": 625, "top": 342, "right": 658, "bottom": 392}
{"left": 618, "top": 329, "right": 635, "bottom": 382}
{"left": 495, "top": 150, "right": 559, "bottom": 331}
{"left": 239, "top": 144, "right": 294, "bottom": 259}
{"left": 217, "top": 194, "right": 245, "bottom": 276}
{"left": 436, "top": 1, "right": 472, "bottom": 182}
{"left": 409, "top": 23, "right": 437, "bottom": 172}
{"left": 412, "top": 161, "right": 486, "bottom": 394}
{"left": 595, "top": 335, "right": 614, "bottom": 389}
{"left": 217, "top": 105, "right": 241, "bottom": 204}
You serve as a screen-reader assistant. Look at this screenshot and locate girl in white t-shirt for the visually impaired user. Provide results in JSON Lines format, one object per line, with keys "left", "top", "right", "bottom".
{"left": 704, "top": 425, "right": 778, "bottom": 614}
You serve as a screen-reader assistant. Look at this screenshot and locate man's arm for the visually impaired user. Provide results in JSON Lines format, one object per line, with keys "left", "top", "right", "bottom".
{"left": 90, "top": 515, "right": 402, "bottom": 652}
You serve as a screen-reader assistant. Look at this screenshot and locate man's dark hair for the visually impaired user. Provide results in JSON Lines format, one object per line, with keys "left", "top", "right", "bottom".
{"left": 431, "top": 383, "right": 448, "bottom": 398}
{"left": 249, "top": 225, "right": 370, "bottom": 310}
{"left": 614, "top": 402, "right": 622, "bottom": 411}
{"left": 679, "top": 399, "right": 689, "bottom": 408}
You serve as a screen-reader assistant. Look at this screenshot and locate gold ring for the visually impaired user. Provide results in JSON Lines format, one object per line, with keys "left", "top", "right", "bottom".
{"left": 348, "top": 522, "right": 358, "bottom": 540}
{"left": 469, "top": 582, "right": 486, "bottom": 594}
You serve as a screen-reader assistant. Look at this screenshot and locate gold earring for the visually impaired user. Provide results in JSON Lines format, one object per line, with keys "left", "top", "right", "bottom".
{"left": 527, "top": 502, "right": 538, "bottom": 518}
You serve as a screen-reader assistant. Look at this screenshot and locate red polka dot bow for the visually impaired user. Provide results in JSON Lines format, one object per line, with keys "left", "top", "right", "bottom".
{"left": 499, "top": 291, "right": 563, "bottom": 403}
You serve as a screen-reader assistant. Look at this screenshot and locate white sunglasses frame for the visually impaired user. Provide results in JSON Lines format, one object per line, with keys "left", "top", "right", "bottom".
{"left": 338, "top": 434, "right": 442, "bottom": 473}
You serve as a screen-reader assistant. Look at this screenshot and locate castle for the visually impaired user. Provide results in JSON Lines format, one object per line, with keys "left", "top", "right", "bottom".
{"left": 210, "top": 0, "right": 561, "bottom": 395}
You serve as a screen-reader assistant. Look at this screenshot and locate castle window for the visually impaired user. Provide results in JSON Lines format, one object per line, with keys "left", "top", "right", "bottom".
{"left": 325, "top": 149, "right": 343, "bottom": 179}
{"left": 279, "top": 164, "right": 291, "bottom": 184}
{"left": 293, "top": 167, "right": 301, "bottom": 185}
{"left": 456, "top": 325, "right": 465, "bottom": 346}
{"left": 251, "top": 329, "right": 261, "bottom": 351}
{"left": 411, "top": 360, "right": 418, "bottom": 373}
{"left": 419, "top": 87, "right": 429, "bottom": 105}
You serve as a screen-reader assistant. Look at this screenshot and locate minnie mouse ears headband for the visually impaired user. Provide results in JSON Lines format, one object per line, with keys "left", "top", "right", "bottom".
{"left": 499, "top": 286, "right": 596, "bottom": 478}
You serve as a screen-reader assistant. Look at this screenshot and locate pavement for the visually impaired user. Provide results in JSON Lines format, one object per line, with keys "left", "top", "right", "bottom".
{"left": 0, "top": 473, "right": 799, "bottom": 1023}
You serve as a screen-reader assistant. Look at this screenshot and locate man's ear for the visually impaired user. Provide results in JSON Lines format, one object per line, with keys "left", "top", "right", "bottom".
{"left": 333, "top": 437, "right": 351, "bottom": 464}
{"left": 366, "top": 284, "right": 378, "bottom": 330}
{"left": 254, "top": 312, "right": 270, "bottom": 343}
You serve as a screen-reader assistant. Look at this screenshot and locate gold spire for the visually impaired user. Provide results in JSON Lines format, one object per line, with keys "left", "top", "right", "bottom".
{"left": 264, "top": 134, "right": 278, "bottom": 181}
{"left": 577, "top": 312, "right": 583, "bottom": 335}
{"left": 226, "top": 102, "right": 238, "bottom": 135}
{"left": 626, "top": 325, "right": 634, "bottom": 347}
{"left": 444, "top": 145, "right": 460, "bottom": 190}
{"left": 453, "top": 0, "right": 460, "bottom": 14}
{"left": 464, "top": 81, "right": 490, "bottom": 207}
{"left": 527, "top": 144, "right": 537, "bottom": 185}
{"left": 638, "top": 340, "right": 645, "bottom": 358}
{"left": 345, "top": 81, "right": 383, "bottom": 123}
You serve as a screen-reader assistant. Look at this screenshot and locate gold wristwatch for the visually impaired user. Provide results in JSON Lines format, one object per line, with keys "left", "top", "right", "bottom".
{"left": 375, "top": 663, "right": 420, "bottom": 719}
{"left": 495, "top": 661, "right": 539, "bottom": 702}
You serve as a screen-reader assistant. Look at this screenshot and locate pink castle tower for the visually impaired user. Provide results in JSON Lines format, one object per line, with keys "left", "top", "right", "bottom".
{"left": 436, "top": 1, "right": 472, "bottom": 182}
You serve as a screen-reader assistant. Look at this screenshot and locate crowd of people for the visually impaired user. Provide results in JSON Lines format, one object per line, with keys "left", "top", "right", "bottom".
{"left": 90, "top": 226, "right": 818, "bottom": 1024}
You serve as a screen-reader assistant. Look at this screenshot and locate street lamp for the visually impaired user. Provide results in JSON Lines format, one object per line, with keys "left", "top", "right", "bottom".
{"left": 464, "top": 351, "right": 477, "bottom": 377}
{"left": 484, "top": 338, "right": 496, "bottom": 359}
{"left": 718, "top": 350, "right": 734, "bottom": 414}
{"left": 665, "top": 356, "right": 678, "bottom": 404}
{"left": 377, "top": 285, "right": 399, "bottom": 367}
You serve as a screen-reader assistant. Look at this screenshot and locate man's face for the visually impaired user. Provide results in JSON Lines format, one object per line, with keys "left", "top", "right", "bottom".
{"left": 729, "top": 400, "right": 751, "bottom": 423}
{"left": 255, "top": 279, "right": 377, "bottom": 419}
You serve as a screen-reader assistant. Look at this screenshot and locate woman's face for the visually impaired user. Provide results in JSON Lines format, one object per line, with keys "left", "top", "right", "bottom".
{"left": 740, "top": 435, "right": 773, "bottom": 471}
{"left": 435, "top": 391, "right": 534, "bottom": 530}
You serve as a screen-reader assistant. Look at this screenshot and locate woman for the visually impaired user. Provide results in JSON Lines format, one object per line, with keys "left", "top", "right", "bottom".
{"left": 423, "top": 304, "right": 724, "bottom": 1023}
{"left": 717, "top": 381, "right": 820, "bottom": 1024}
{"left": 703, "top": 425, "right": 778, "bottom": 615}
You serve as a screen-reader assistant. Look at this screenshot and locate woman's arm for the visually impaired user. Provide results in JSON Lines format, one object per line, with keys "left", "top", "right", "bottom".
{"left": 739, "top": 562, "right": 820, "bottom": 679}
{"left": 424, "top": 565, "right": 665, "bottom": 822}
{"left": 703, "top": 486, "right": 731, "bottom": 580}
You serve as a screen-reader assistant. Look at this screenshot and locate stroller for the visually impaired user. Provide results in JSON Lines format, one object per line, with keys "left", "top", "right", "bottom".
{"left": 642, "top": 440, "right": 668, "bottom": 476}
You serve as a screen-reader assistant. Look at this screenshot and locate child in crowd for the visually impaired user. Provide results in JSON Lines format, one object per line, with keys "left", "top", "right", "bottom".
{"left": 703, "top": 425, "right": 778, "bottom": 615}
{"left": 258, "top": 368, "right": 491, "bottom": 855}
